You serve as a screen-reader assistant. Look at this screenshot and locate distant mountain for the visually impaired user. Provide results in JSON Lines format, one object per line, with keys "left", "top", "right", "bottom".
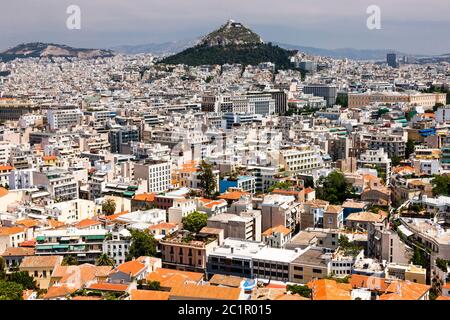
{"left": 111, "top": 39, "right": 198, "bottom": 55}
{"left": 159, "top": 20, "right": 297, "bottom": 69}
{"left": 0, "top": 42, "right": 114, "bottom": 62}
{"left": 274, "top": 43, "right": 410, "bottom": 61}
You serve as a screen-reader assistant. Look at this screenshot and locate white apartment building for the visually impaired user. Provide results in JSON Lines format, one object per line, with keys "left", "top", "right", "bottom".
{"left": 9, "top": 169, "right": 35, "bottom": 189}
{"left": 436, "top": 106, "right": 450, "bottom": 124}
{"left": 47, "top": 107, "right": 83, "bottom": 130}
{"left": 103, "top": 229, "right": 132, "bottom": 266}
{"left": 357, "top": 148, "right": 392, "bottom": 184}
{"left": 0, "top": 141, "right": 11, "bottom": 164}
{"left": 134, "top": 160, "right": 171, "bottom": 193}
{"left": 279, "top": 145, "right": 323, "bottom": 174}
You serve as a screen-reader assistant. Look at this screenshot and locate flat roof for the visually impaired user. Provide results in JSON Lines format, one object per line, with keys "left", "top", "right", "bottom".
{"left": 252, "top": 247, "right": 301, "bottom": 263}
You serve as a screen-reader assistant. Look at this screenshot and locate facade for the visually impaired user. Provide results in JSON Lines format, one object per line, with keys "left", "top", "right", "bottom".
{"left": 134, "top": 160, "right": 171, "bottom": 193}
{"left": 303, "top": 84, "right": 337, "bottom": 107}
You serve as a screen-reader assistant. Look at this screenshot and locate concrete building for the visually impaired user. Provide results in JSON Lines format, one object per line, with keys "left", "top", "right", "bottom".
{"left": 134, "top": 160, "right": 171, "bottom": 193}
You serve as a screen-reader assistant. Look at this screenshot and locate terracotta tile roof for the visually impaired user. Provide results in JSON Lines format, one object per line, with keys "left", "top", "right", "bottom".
{"left": 146, "top": 268, "right": 204, "bottom": 289}
{"left": 20, "top": 255, "right": 63, "bottom": 269}
{"left": 262, "top": 225, "right": 291, "bottom": 237}
{"left": 19, "top": 239, "right": 36, "bottom": 247}
{"left": 380, "top": 281, "right": 430, "bottom": 300}
{"left": 130, "top": 289, "right": 170, "bottom": 300}
{"left": 16, "top": 219, "right": 40, "bottom": 228}
{"left": 133, "top": 193, "right": 156, "bottom": 202}
{"left": 437, "top": 296, "right": 450, "bottom": 300}
{"left": 47, "top": 219, "right": 66, "bottom": 229}
{"left": 43, "top": 155, "right": 57, "bottom": 161}
{"left": 72, "top": 296, "right": 102, "bottom": 300}
{"left": 304, "top": 187, "right": 315, "bottom": 194}
{"left": 51, "top": 264, "right": 112, "bottom": 287}
{"left": 217, "top": 191, "right": 250, "bottom": 201}
{"left": 114, "top": 260, "right": 146, "bottom": 277}
{"left": 0, "top": 187, "right": 8, "bottom": 197}
{"left": 148, "top": 222, "right": 177, "bottom": 231}
{"left": 169, "top": 284, "right": 241, "bottom": 300}
{"left": 0, "top": 226, "right": 26, "bottom": 236}
{"left": 75, "top": 219, "right": 102, "bottom": 229}
{"left": 325, "top": 205, "right": 343, "bottom": 214}
{"left": 346, "top": 211, "right": 385, "bottom": 223}
{"left": 349, "top": 274, "right": 389, "bottom": 292}
{"left": 209, "top": 274, "right": 243, "bottom": 288}
{"left": 87, "top": 282, "right": 129, "bottom": 292}
{"left": 0, "top": 165, "right": 14, "bottom": 171}
{"left": 308, "top": 279, "right": 352, "bottom": 300}
{"left": 1, "top": 247, "right": 35, "bottom": 257}
{"left": 44, "top": 285, "right": 76, "bottom": 299}
{"left": 203, "top": 200, "right": 226, "bottom": 209}
{"left": 103, "top": 211, "right": 129, "bottom": 221}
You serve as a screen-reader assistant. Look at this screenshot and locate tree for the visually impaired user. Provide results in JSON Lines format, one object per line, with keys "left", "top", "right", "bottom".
{"left": 410, "top": 247, "right": 427, "bottom": 268}
{"left": 268, "top": 181, "right": 293, "bottom": 193}
{"left": 182, "top": 211, "right": 208, "bottom": 233}
{"left": 95, "top": 254, "right": 115, "bottom": 267}
{"left": 9, "top": 271, "right": 36, "bottom": 290}
{"left": 287, "top": 284, "right": 312, "bottom": 298}
{"left": 432, "top": 175, "right": 450, "bottom": 196}
{"left": 405, "top": 140, "right": 415, "bottom": 159}
{"left": 147, "top": 281, "right": 162, "bottom": 291}
{"left": 126, "top": 230, "right": 158, "bottom": 261}
{"left": 316, "top": 171, "right": 352, "bottom": 204}
{"left": 198, "top": 161, "right": 217, "bottom": 198}
{"left": 62, "top": 255, "right": 79, "bottom": 266}
{"left": 0, "top": 257, "right": 6, "bottom": 281}
{"left": 0, "top": 281, "right": 23, "bottom": 300}
{"left": 102, "top": 199, "right": 116, "bottom": 216}
{"left": 391, "top": 155, "right": 401, "bottom": 167}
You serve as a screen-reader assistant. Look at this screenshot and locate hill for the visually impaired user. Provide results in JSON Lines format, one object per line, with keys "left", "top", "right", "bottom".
{"left": 0, "top": 42, "right": 114, "bottom": 62}
{"left": 159, "top": 20, "right": 297, "bottom": 69}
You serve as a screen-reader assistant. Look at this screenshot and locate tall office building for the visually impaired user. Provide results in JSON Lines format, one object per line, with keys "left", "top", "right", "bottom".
{"left": 387, "top": 53, "right": 398, "bottom": 68}
{"left": 303, "top": 84, "right": 337, "bottom": 107}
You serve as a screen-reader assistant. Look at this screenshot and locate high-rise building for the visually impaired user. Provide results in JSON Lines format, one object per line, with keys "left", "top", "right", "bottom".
{"left": 303, "top": 84, "right": 337, "bottom": 107}
{"left": 387, "top": 53, "right": 398, "bottom": 68}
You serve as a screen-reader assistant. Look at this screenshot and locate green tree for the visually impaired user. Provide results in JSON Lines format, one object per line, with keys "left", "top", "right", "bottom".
{"left": 316, "top": 171, "right": 352, "bottom": 204}
{"left": 436, "top": 258, "right": 448, "bottom": 271}
{"left": 405, "top": 140, "right": 415, "bottom": 159}
{"left": 0, "top": 281, "right": 23, "bottom": 300}
{"left": 268, "top": 181, "right": 293, "bottom": 192}
{"left": 432, "top": 175, "right": 450, "bottom": 196}
{"left": 147, "top": 281, "right": 162, "bottom": 291}
{"left": 62, "top": 255, "right": 79, "bottom": 266}
{"left": 391, "top": 155, "right": 401, "bottom": 167}
{"left": 126, "top": 230, "right": 158, "bottom": 261}
{"left": 286, "top": 284, "right": 312, "bottom": 298}
{"left": 102, "top": 199, "right": 116, "bottom": 216}
{"left": 410, "top": 247, "right": 427, "bottom": 268}
{"left": 0, "top": 257, "right": 6, "bottom": 281}
{"left": 9, "top": 271, "right": 36, "bottom": 290}
{"left": 182, "top": 211, "right": 208, "bottom": 233}
{"left": 198, "top": 161, "right": 217, "bottom": 198}
{"left": 95, "top": 254, "right": 115, "bottom": 267}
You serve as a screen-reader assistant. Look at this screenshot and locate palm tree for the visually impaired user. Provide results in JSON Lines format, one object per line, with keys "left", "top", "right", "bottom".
{"left": 95, "top": 253, "right": 115, "bottom": 267}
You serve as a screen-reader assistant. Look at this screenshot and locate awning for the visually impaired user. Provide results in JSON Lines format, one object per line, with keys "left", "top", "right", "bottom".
{"left": 85, "top": 235, "right": 105, "bottom": 240}
{"left": 398, "top": 225, "right": 414, "bottom": 238}
{"left": 36, "top": 245, "right": 53, "bottom": 250}
{"left": 36, "top": 236, "right": 45, "bottom": 241}
{"left": 52, "top": 245, "right": 69, "bottom": 249}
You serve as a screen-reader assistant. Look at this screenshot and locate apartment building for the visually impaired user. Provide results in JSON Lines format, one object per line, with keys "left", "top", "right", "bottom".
{"left": 357, "top": 148, "right": 392, "bottom": 184}
{"left": 134, "top": 160, "right": 171, "bottom": 193}
{"left": 367, "top": 222, "right": 411, "bottom": 264}
{"left": 47, "top": 107, "right": 83, "bottom": 131}
{"left": 279, "top": 145, "right": 323, "bottom": 175}
{"left": 207, "top": 211, "right": 262, "bottom": 242}
{"left": 252, "top": 247, "right": 301, "bottom": 282}
{"left": 289, "top": 246, "right": 331, "bottom": 284}
{"left": 33, "top": 169, "right": 79, "bottom": 201}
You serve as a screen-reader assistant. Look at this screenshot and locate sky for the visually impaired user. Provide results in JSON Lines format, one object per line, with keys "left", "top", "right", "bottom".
{"left": 1, "top": 0, "right": 450, "bottom": 55}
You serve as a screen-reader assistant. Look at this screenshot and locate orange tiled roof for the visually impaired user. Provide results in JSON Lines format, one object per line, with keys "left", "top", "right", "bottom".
{"left": 44, "top": 285, "right": 76, "bottom": 299}
{"left": 308, "top": 279, "right": 352, "bottom": 300}
{"left": 169, "top": 284, "right": 241, "bottom": 300}
{"left": 133, "top": 193, "right": 156, "bottom": 202}
{"left": 75, "top": 219, "right": 102, "bottom": 229}
{"left": 0, "top": 187, "right": 8, "bottom": 197}
{"left": 380, "top": 281, "right": 430, "bottom": 300}
{"left": 114, "top": 260, "right": 146, "bottom": 277}
{"left": 0, "top": 165, "right": 14, "bottom": 171}
{"left": 437, "top": 296, "right": 450, "bottom": 300}
{"left": 104, "top": 211, "right": 129, "bottom": 221}
{"left": 130, "top": 289, "right": 170, "bottom": 300}
{"left": 217, "top": 191, "right": 250, "bottom": 201}
{"left": 304, "top": 187, "right": 315, "bottom": 194}
{"left": 148, "top": 222, "right": 177, "bottom": 231}
{"left": 16, "top": 219, "right": 39, "bottom": 228}
{"left": 20, "top": 255, "right": 62, "bottom": 268}
{"left": 0, "top": 226, "right": 26, "bottom": 236}
{"left": 146, "top": 268, "right": 204, "bottom": 289}
{"left": 1, "top": 247, "right": 35, "bottom": 257}
{"left": 43, "top": 155, "right": 57, "bottom": 161}
{"left": 262, "top": 225, "right": 291, "bottom": 237}
{"left": 87, "top": 282, "right": 129, "bottom": 292}
{"left": 349, "top": 274, "right": 389, "bottom": 292}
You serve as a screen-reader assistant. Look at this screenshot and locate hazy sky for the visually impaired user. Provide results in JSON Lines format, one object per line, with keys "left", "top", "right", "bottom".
{"left": 1, "top": 0, "right": 450, "bottom": 54}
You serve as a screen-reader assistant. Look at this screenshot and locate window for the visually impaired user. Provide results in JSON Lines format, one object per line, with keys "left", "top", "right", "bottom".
{"left": 294, "top": 266, "right": 303, "bottom": 271}
{"left": 294, "top": 274, "right": 303, "bottom": 279}
{"left": 313, "top": 268, "right": 322, "bottom": 274}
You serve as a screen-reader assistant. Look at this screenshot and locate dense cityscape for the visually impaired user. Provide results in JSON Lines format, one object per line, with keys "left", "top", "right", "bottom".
{"left": 0, "top": 18, "right": 450, "bottom": 302}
